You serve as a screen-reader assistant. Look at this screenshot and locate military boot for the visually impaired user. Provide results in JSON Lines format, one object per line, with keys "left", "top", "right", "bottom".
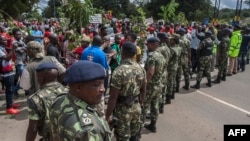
{"left": 221, "top": 74, "right": 226, "bottom": 81}
{"left": 212, "top": 76, "right": 221, "bottom": 84}
{"left": 190, "top": 81, "right": 200, "bottom": 89}
{"left": 171, "top": 91, "right": 175, "bottom": 99}
{"left": 165, "top": 95, "right": 171, "bottom": 104}
{"left": 130, "top": 134, "right": 140, "bottom": 141}
{"left": 206, "top": 79, "right": 212, "bottom": 87}
{"left": 182, "top": 82, "right": 190, "bottom": 90}
{"left": 159, "top": 103, "right": 164, "bottom": 114}
{"left": 144, "top": 120, "right": 157, "bottom": 133}
{"left": 175, "top": 82, "right": 180, "bottom": 92}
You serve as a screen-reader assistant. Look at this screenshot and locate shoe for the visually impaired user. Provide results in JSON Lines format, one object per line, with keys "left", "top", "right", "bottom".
{"left": 206, "top": 80, "right": 212, "bottom": 87}
{"left": 182, "top": 82, "right": 190, "bottom": 90}
{"left": 165, "top": 97, "right": 171, "bottom": 104}
{"left": 6, "top": 108, "right": 20, "bottom": 115}
{"left": 226, "top": 73, "right": 232, "bottom": 76}
{"left": 144, "top": 120, "right": 157, "bottom": 133}
{"left": 12, "top": 103, "right": 21, "bottom": 109}
{"left": 232, "top": 72, "right": 237, "bottom": 74}
{"left": 190, "top": 81, "right": 200, "bottom": 89}
{"left": 212, "top": 77, "right": 220, "bottom": 84}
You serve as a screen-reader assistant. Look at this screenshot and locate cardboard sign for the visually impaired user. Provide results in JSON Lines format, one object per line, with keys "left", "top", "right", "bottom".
{"left": 89, "top": 14, "right": 102, "bottom": 24}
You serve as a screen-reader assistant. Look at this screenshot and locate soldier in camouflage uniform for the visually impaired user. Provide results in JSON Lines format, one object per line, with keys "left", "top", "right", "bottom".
{"left": 176, "top": 28, "right": 191, "bottom": 91}
{"left": 143, "top": 37, "right": 165, "bottom": 133}
{"left": 26, "top": 62, "right": 68, "bottom": 141}
{"left": 50, "top": 61, "right": 112, "bottom": 141}
{"left": 191, "top": 31, "right": 214, "bottom": 89}
{"left": 156, "top": 32, "right": 171, "bottom": 113}
{"left": 167, "top": 34, "right": 182, "bottom": 103}
{"left": 106, "top": 42, "right": 146, "bottom": 141}
{"left": 212, "top": 28, "right": 231, "bottom": 83}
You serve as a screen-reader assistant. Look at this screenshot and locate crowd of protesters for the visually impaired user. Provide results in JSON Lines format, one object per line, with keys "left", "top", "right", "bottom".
{"left": 0, "top": 18, "right": 249, "bottom": 140}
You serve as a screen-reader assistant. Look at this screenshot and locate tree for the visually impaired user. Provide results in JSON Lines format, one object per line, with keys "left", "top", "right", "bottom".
{"left": 43, "top": 0, "right": 63, "bottom": 18}
{"left": 158, "top": 0, "right": 179, "bottom": 22}
{"left": 0, "top": 0, "right": 39, "bottom": 19}
{"left": 244, "top": 0, "right": 250, "bottom": 9}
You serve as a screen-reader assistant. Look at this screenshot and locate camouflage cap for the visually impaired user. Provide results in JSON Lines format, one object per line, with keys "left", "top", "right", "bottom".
{"left": 27, "top": 41, "right": 44, "bottom": 58}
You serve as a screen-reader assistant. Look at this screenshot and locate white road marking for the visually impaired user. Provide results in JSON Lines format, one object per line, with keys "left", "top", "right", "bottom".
{"left": 197, "top": 90, "right": 250, "bottom": 115}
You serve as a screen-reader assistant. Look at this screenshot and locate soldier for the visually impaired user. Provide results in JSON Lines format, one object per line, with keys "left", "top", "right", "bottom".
{"left": 156, "top": 32, "right": 171, "bottom": 113}
{"left": 191, "top": 31, "right": 214, "bottom": 89}
{"left": 176, "top": 28, "right": 191, "bottom": 91}
{"left": 50, "top": 61, "right": 111, "bottom": 141}
{"left": 212, "top": 28, "right": 231, "bottom": 83}
{"left": 106, "top": 42, "right": 146, "bottom": 141}
{"left": 143, "top": 37, "right": 165, "bottom": 133}
{"left": 26, "top": 62, "right": 68, "bottom": 141}
{"left": 167, "top": 34, "right": 181, "bottom": 103}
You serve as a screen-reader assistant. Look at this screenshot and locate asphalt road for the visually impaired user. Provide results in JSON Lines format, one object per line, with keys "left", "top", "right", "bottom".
{"left": 0, "top": 65, "right": 250, "bottom": 141}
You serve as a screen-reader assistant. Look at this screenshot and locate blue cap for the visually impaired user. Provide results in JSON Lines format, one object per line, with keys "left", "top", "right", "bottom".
{"left": 63, "top": 60, "right": 106, "bottom": 84}
{"left": 157, "top": 32, "right": 169, "bottom": 39}
{"left": 36, "top": 62, "right": 58, "bottom": 72}
{"left": 178, "top": 28, "right": 186, "bottom": 33}
{"left": 122, "top": 41, "right": 137, "bottom": 54}
{"left": 147, "top": 37, "right": 160, "bottom": 43}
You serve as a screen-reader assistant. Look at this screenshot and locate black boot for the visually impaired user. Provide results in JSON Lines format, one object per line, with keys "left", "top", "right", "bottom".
{"left": 159, "top": 103, "right": 164, "bottom": 114}
{"left": 182, "top": 82, "right": 190, "bottom": 90}
{"left": 144, "top": 120, "right": 157, "bottom": 133}
{"left": 221, "top": 74, "right": 226, "bottom": 81}
{"left": 212, "top": 76, "right": 220, "bottom": 83}
{"left": 175, "top": 82, "right": 179, "bottom": 92}
{"left": 206, "top": 79, "right": 212, "bottom": 87}
{"left": 165, "top": 95, "right": 171, "bottom": 104}
{"left": 190, "top": 81, "right": 200, "bottom": 89}
{"left": 130, "top": 134, "right": 140, "bottom": 141}
{"left": 171, "top": 91, "right": 175, "bottom": 99}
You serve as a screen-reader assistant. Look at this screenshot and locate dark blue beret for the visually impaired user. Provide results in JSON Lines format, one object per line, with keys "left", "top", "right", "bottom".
{"left": 157, "top": 32, "right": 168, "bottom": 39}
{"left": 36, "top": 62, "right": 57, "bottom": 71}
{"left": 122, "top": 41, "right": 137, "bottom": 54}
{"left": 205, "top": 31, "right": 212, "bottom": 35}
{"left": 147, "top": 37, "right": 160, "bottom": 43}
{"left": 178, "top": 28, "right": 186, "bottom": 33}
{"left": 63, "top": 60, "right": 106, "bottom": 84}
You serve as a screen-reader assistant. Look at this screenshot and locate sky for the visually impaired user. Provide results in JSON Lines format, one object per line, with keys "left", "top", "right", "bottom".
{"left": 38, "top": 0, "right": 249, "bottom": 10}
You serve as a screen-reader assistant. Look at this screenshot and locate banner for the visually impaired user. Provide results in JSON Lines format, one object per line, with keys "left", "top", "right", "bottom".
{"left": 89, "top": 14, "right": 102, "bottom": 24}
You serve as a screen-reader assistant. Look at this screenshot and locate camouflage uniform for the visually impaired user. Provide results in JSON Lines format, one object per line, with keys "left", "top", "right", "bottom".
{"left": 217, "top": 37, "right": 230, "bottom": 79}
{"left": 176, "top": 36, "right": 191, "bottom": 90}
{"left": 143, "top": 51, "right": 165, "bottom": 122}
{"left": 156, "top": 43, "right": 170, "bottom": 111}
{"left": 111, "top": 58, "right": 146, "bottom": 141}
{"left": 27, "top": 82, "right": 68, "bottom": 140}
{"left": 50, "top": 93, "right": 112, "bottom": 141}
{"left": 167, "top": 45, "right": 181, "bottom": 99}
{"left": 196, "top": 38, "right": 214, "bottom": 82}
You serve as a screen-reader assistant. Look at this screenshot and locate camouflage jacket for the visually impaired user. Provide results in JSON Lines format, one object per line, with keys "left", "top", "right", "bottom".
{"left": 27, "top": 82, "right": 68, "bottom": 138}
{"left": 179, "top": 36, "right": 191, "bottom": 61}
{"left": 145, "top": 50, "right": 165, "bottom": 85}
{"left": 111, "top": 58, "right": 146, "bottom": 98}
{"left": 156, "top": 43, "right": 171, "bottom": 70}
{"left": 50, "top": 93, "right": 112, "bottom": 141}
{"left": 217, "top": 37, "right": 230, "bottom": 60}
{"left": 168, "top": 45, "right": 182, "bottom": 71}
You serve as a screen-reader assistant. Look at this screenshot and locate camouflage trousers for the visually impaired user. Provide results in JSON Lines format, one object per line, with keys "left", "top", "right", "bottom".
{"left": 142, "top": 84, "right": 162, "bottom": 122}
{"left": 160, "top": 71, "right": 168, "bottom": 106}
{"left": 167, "top": 69, "right": 177, "bottom": 97}
{"left": 196, "top": 56, "right": 212, "bottom": 82}
{"left": 176, "top": 62, "right": 190, "bottom": 88}
{"left": 217, "top": 56, "right": 228, "bottom": 78}
{"left": 114, "top": 103, "right": 142, "bottom": 141}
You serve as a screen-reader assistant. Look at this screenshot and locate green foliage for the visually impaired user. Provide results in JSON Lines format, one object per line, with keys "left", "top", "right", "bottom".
{"left": 158, "top": 0, "right": 179, "bottom": 22}
{"left": 172, "top": 12, "right": 188, "bottom": 24}
{"left": 0, "top": 0, "right": 39, "bottom": 19}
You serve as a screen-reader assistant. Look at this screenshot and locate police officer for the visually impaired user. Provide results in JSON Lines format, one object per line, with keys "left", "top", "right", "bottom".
{"left": 176, "top": 28, "right": 191, "bottom": 91}
{"left": 212, "top": 28, "right": 231, "bottom": 83}
{"left": 26, "top": 62, "right": 68, "bottom": 141}
{"left": 143, "top": 37, "right": 165, "bottom": 133}
{"left": 191, "top": 31, "right": 214, "bottom": 89}
{"left": 156, "top": 32, "right": 171, "bottom": 113}
{"left": 167, "top": 34, "right": 181, "bottom": 102}
{"left": 106, "top": 42, "right": 146, "bottom": 141}
{"left": 50, "top": 61, "right": 111, "bottom": 141}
